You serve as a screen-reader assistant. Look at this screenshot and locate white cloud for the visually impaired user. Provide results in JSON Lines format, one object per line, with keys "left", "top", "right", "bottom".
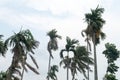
{"left": 27, "top": 0, "right": 101, "bottom": 16}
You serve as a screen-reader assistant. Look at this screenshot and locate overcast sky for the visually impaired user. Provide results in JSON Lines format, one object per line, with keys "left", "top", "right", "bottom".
{"left": 0, "top": 0, "right": 120, "bottom": 80}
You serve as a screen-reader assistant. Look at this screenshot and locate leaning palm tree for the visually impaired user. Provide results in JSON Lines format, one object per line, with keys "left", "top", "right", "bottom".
{"left": 47, "top": 29, "right": 61, "bottom": 80}
{"left": 70, "top": 46, "right": 94, "bottom": 80}
{"left": 60, "top": 37, "right": 79, "bottom": 80}
{"left": 0, "top": 35, "right": 6, "bottom": 56}
{"left": 84, "top": 5, "right": 106, "bottom": 80}
{"left": 5, "top": 29, "right": 39, "bottom": 80}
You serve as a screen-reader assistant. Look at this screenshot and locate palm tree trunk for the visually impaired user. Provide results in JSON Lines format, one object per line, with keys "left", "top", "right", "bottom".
{"left": 87, "top": 39, "right": 89, "bottom": 80}
{"left": 21, "top": 56, "right": 26, "bottom": 80}
{"left": 6, "top": 55, "right": 16, "bottom": 80}
{"left": 67, "top": 52, "right": 69, "bottom": 80}
{"left": 72, "top": 74, "right": 75, "bottom": 80}
{"left": 48, "top": 55, "right": 51, "bottom": 80}
{"left": 93, "top": 33, "right": 98, "bottom": 80}
{"left": 67, "top": 66, "right": 69, "bottom": 80}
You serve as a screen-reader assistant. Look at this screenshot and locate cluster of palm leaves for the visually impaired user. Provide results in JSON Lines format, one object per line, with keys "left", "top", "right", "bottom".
{"left": 84, "top": 5, "right": 106, "bottom": 45}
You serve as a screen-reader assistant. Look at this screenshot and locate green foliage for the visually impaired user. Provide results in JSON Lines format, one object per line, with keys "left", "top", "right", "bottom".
{"left": 84, "top": 6, "right": 106, "bottom": 45}
{"left": 47, "top": 65, "right": 58, "bottom": 80}
{"left": 60, "top": 44, "right": 94, "bottom": 80}
{"left": 0, "top": 71, "right": 6, "bottom": 80}
{"left": 107, "top": 63, "right": 119, "bottom": 74}
{"left": 47, "top": 29, "right": 62, "bottom": 58}
{"left": 103, "top": 43, "right": 120, "bottom": 63}
{"left": 103, "top": 43, "right": 120, "bottom": 80}
{"left": 60, "top": 37, "right": 79, "bottom": 58}
{"left": 0, "top": 35, "right": 7, "bottom": 56}
{"left": 70, "top": 45, "right": 93, "bottom": 79}
{"left": 60, "top": 37, "right": 79, "bottom": 80}
{"left": 104, "top": 74, "right": 118, "bottom": 80}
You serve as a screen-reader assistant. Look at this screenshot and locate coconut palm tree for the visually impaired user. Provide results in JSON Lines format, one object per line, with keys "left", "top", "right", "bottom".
{"left": 47, "top": 29, "right": 61, "bottom": 80}
{"left": 0, "top": 35, "right": 6, "bottom": 56}
{"left": 70, "top": 46, "right": 94, "bottom": 80}
{"left": 5, "top": 29, "right": 39, "bottom": 80}
{"left": 47, "top": 65, "right": 58, "bottom": 80}
{"left": 84, "top": 5, "right": 106, "bottom": 80}
{"left": 60, "top": 37, "right": 79, "bottom": 80}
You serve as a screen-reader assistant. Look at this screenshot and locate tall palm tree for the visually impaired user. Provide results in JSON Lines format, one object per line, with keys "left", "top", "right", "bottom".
{"left": 84, "top": 5, "right": 106, "bottom": 80}
{"left": 47, "top": 29, "right": 61, "bottom": 80}
{"left": 5, "top": 29, "right": 39, "bottom": 80}
{"left": 60, "top": 37, "right": 79, "bottom": 80}
{"left": 0, "top": 35, "right": 6, "bottom": 56}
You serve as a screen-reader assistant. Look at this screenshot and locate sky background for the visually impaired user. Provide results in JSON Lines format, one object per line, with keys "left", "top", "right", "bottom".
{"left": 0, "top": 0, "right": 120, "bottom": 80}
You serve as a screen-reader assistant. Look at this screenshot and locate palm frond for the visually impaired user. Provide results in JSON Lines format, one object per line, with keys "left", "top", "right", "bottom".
{"left": 13, "top": 68, "right": 22, "bottom": 77}
{"left": 29, "top": 54, "right": 39, "bottom": 68}
{"left": 25, "top": 62, "right": 39, "bottom": 75}
{"left": 60, "top": 49, "right": 66, "bottom": 58}
{"left": 100, "top": 31, "right": 106, "bottom": 40}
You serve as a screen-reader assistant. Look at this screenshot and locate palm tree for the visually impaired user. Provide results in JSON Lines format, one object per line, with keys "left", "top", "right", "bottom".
{"left": 70, "top": 45, "right": 93, "bottom": 80}
{"left": 5, "top": 29, "right": 39, "bottom": 80}
{"left": 47, "top": 65, "right": 58, "bottom": 80}
{"left": 60, "top": 37, "right": 79, "bottom": 80}
{"left": 84, "top": 5, "right": 106, "bottom": 80}
{"left": 47, "top": 29, "right": 61, "bottom": 80}
{"left": 0, "top": 35, "right": 6, "bottom": 56}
